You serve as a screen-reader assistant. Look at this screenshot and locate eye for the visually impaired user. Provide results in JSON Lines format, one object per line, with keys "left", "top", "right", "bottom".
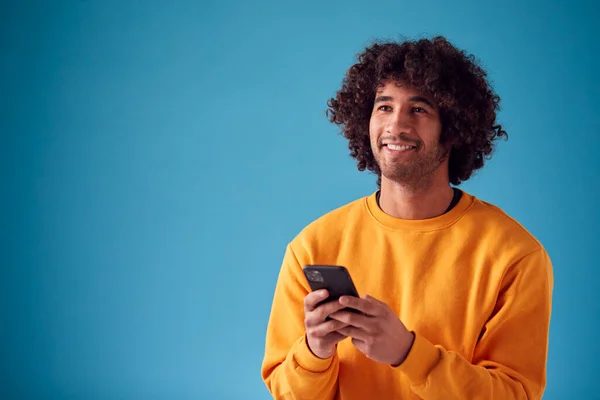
{"left": 413, "top": 107, "right": 427, "bottom": 113}
{"left": 377, "top": 105, "right": 392, "bottom": 112}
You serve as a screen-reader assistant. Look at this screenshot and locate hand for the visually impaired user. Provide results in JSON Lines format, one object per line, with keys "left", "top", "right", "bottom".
{"left": 304, "top": 290, "right": 350, "bottom": 359}
{"left": 329, "top": 295, "right": 415, "bottom": 366}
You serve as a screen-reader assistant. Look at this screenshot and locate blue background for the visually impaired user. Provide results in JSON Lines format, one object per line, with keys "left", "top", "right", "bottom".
{"left": 2, "top": 0, "right": 598, "bottom": 398}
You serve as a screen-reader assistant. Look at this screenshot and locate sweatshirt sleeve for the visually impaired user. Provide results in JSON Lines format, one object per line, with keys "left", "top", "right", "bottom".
{"left": 261, "top": 244, "right": 340, "bottom": 400}
{"left": 395, "top": 247, "right": 554, "bottom": 400}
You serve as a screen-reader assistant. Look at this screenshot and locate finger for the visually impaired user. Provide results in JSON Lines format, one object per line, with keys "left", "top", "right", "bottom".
{"left": 328, "top": 331, "right": 347, "bottom": 344}
{"left": 315, "top": 299, "right": 349, "bottom": 320}
{"left": 310, "top": 319, "right": 348, "bottom": 338}
{"left": 339, "top": 295, "right": 382, "bottom": 316}
{"left": 306, "top": 300, "right": 349, "bottom": 327}
{"left": 328, "top": 310, "right": 374, "bottom": 331}
{"left": 337, "top": 326, "right": 370, "bottom": 341}
{"left": 351, "top": 337, "right": 368, "bottom": 355}
{"left": 363, "top": 294, "right": 387, "bottom": 307}
{"left": 304, "top": 289, "right": 329, "bottom": 311}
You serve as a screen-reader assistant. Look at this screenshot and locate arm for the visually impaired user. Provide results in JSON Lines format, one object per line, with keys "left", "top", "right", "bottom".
{"left": 261, "top": 245, "right": 340, "bottom": 400}
{"left": 396, "top": 247, "right": 554, "bottom": 399}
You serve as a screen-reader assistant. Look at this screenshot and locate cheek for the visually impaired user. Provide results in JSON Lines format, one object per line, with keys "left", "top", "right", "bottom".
{"left": 420, "top": 120, "right": 442, "bottom": 144}
{"left": 369, "top": 118, "right": 382, "bottom": 141}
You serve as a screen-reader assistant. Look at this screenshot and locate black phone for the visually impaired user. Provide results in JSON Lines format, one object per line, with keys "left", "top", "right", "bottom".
{"left": 302, "top": 265, "right": 360, "bottom": 312}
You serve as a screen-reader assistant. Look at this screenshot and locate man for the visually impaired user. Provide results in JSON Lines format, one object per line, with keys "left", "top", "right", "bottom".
{"left": 261, "top": 36, "right": 553, "bottom": 400}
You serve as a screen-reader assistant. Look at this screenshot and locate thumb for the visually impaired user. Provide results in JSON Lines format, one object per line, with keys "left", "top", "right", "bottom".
{"left": 363, "top": 294, "right": 385, "bottom": 305}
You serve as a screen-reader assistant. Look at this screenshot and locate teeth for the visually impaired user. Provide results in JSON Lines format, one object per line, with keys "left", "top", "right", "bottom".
{"left": 387, "top": 144, "right": 414, "bottom": 151}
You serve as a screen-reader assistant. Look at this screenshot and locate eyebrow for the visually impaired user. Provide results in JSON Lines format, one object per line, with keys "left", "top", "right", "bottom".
{"left": 374, "top": 95, "right": 436, "bottom": 109}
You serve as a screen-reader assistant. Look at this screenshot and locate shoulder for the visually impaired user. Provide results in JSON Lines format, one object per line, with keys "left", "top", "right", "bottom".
{"left": 467, "top": 195, "right": 554, "bottom": 291}
{"left": 465, "top": 193, "right": 547, "bottom": 256}
{"left": 295, "top": 194, "right": 368, "bottom": 242}
{"left": 287, "top": 194, "right": 371, "bottom": 260}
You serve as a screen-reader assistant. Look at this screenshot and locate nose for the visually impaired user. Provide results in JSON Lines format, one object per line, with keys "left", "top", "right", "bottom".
{"left": 385, "top": 109, "right": 414, "bottom": 135}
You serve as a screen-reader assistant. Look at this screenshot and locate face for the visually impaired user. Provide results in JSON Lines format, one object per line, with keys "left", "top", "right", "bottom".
{"left": 369, "top": 80, "right": 448, "bottom": 187}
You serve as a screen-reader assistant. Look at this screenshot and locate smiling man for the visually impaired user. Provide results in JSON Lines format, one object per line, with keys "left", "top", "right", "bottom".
{"left": 261, "top": 36, "right": 553, "bottom": 400}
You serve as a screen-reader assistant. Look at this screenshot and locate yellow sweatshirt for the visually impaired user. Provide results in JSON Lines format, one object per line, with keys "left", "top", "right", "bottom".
{"left": 261, "top": 190, "right": 553, "bottom": 400}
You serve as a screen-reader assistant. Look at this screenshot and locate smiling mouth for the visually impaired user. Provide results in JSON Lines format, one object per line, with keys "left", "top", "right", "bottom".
{"left": 384, "top": 144, "right": 417, "bottom": 151}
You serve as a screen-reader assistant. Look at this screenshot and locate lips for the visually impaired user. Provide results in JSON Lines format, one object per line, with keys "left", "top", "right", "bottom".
{"left": 380, "top": 136, "right": 419, "bottom": 149}
{"left": 385, "top": 143, "right": 417, "bottom": 151}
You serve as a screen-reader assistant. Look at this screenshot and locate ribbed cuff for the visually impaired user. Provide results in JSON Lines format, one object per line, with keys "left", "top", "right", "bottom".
{"left": 292, "top": 335, "right": 336, "bottom": 372}
{"left": 394, "top": 332, "right": 440, "bottom": 385}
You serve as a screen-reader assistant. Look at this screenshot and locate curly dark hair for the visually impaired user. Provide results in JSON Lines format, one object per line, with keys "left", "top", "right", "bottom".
{"left": 326, "top": 36, "right": 507, "bottom": 186}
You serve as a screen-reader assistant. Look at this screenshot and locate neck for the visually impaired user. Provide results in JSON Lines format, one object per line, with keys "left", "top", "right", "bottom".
{"left": 378, "top": 175, "right": 455, "bottom": 220}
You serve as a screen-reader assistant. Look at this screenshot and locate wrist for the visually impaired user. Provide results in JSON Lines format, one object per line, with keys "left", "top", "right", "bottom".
{"left": 294, "top": 335, "right": 336, "bottom": 373}
{"left": 391, "top": 331, "right": 415, "bottom": 367}
{"left": 305, "top": 334, "right": 335, "bottom": 359}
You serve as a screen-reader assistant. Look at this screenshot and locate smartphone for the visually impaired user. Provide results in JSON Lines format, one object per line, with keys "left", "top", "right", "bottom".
{"left": 302, "top": 265, "right": 360, "bottom": 311}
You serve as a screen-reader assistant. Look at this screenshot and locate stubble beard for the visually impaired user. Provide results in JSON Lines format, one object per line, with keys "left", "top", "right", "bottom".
{"left": 375, "top": 144, "right": 449, "bottom": 191}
